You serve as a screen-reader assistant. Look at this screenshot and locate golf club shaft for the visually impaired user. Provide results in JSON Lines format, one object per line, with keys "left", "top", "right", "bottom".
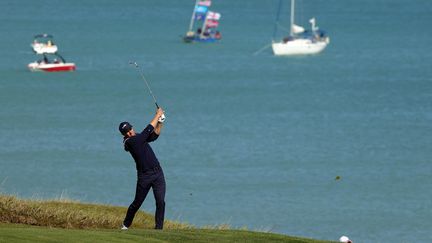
{"left": 130, "top": 61, "right": 159, "bottom": 108}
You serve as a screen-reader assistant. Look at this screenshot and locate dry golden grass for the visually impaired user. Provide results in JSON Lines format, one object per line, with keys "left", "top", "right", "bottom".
{"left": 0, "top": 194, "right": 191, "bottom": 230}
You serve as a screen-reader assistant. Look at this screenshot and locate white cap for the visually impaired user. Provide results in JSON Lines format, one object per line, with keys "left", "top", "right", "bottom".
{"left": 339, "top": 236, "right": 351, "bottom": 243}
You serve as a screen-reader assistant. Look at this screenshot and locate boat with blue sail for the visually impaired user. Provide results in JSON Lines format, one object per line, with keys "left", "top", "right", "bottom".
{"left": 183, "top": 0, "right": 222, "bottom": 43}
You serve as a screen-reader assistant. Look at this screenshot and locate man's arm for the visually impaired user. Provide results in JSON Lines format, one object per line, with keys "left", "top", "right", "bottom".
{"left": 146, "top": 122, "right": 162, "bottom": 142}
{"left": 137, "top": 108, "right": 164, "bottom": 143}
{"left": 154, "top": 121, "right": 163, "bottom": 135}
{"left": 146, "top": 108, "right": 164, "bottom": 142}
{"left": 149, "top": 108, "right": 163, "bottom": 128}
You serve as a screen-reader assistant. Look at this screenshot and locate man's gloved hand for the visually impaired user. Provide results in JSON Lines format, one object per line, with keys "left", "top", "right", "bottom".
{"left": 158, "top": 113, "right": 166, "bottom": 123}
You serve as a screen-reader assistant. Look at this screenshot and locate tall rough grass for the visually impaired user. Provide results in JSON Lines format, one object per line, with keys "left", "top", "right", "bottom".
{"left": 0, "top": 194, "right": 192, "bottom": 230}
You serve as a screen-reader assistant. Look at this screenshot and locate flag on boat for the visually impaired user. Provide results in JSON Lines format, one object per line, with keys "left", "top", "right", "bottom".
{"left": 197, "top": 0, "right": 211, "bottom": 7}
{"left": 195, "top": 5, "right": 208, "bottom": 14}
{"left": 206, "top": 19, "right": 219, "bottom": 28}
{"left": 206, "top": 11, "right": 221, "bottom": 20}
{"left": 309, "top": 17, "right": 319, "bottom": 31}
{"left": 309, "top": 18, "right": 316, "bottom": 26}
{"left": 194, "top": 5, "right": 208, "bottom": 20}
{"left": 195, "top": 13, "right": 206, "bottom": 20}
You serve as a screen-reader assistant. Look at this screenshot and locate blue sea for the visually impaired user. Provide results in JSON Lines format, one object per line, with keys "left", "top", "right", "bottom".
{"left": 1, "top": 0, "right": 431, "bottom": 242}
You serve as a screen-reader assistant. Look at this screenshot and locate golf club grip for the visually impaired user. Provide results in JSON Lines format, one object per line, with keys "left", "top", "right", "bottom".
{"left": 155, "top": 103, "right": 159, "bottom": 109}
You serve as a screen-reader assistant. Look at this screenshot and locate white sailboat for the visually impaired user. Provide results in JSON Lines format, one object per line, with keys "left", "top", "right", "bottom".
{"left": 272, "top": 0, "right": 330, "bottom": 56}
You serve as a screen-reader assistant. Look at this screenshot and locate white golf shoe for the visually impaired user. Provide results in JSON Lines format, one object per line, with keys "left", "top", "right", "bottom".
{"left": 121, "top": 225, "right": 128, "bottom": 230}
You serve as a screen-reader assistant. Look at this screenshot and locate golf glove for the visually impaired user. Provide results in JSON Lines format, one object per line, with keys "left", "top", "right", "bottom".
{"left": 158, "top": 113, "right": 166, "bottom": 123}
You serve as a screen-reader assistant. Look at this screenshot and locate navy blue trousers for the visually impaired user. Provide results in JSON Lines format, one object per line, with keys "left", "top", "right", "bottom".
{"left": 123, "top": 167, "right": 166, "bottom": 229}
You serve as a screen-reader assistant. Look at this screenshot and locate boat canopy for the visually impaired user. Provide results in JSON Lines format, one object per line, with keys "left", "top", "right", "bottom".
{"left": 34, "top": 34, "right": 54, "bottom": 39}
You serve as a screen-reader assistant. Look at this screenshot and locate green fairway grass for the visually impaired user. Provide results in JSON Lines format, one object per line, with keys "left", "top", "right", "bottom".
{"left": 0, "top": 224, "right": 335, "bottom": 243}
{"left": 0, "top": 194, "right": 336, "bottom": 242}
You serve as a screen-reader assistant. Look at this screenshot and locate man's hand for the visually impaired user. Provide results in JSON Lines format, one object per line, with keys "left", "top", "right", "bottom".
{"left": 156, "top": 107, "right": 164, "bottom": 118}
{"left": 150, "top": 108, "right": 164, "bottom": 128}
{"left": 156, "top": 108, "right": 166, "bottom": 123}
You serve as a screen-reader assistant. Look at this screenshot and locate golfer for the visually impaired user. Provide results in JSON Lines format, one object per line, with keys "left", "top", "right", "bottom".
{"left": 119, "top": 107, "right": 166, "bottom": 230}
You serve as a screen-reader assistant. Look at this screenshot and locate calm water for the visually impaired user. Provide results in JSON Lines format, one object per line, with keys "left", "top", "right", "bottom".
{"left": 1, "top": 0, "right": 431, "bottom": 242}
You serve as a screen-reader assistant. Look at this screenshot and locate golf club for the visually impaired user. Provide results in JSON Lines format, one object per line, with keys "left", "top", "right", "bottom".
{"left": 129, "top": 61, "right": 165, "bottom": 122}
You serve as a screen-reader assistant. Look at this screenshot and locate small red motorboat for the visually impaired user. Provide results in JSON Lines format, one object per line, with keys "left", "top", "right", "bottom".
{"left": 28, "top": 53, "right": 75, "bottom": 72}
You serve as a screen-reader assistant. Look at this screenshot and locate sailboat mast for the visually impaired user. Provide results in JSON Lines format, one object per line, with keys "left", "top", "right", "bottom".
{"left": 272, "top": 0, "right": 283, "bottom": 40}
{"left": 200, "top": 15, "right": 208, "bottom": 38}
{"left": 290, "top": 0, "right": 295, "bottom": 36}
{"left": 188, "top": 0, "right": 200, "bottom": 32}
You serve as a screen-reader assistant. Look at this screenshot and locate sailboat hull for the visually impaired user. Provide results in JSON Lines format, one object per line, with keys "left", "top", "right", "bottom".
{"left": 183, "top": 34, "right": 220, "bottom": 43}
{"left": 272, "top": 38, "right": 329, "bottom": 56}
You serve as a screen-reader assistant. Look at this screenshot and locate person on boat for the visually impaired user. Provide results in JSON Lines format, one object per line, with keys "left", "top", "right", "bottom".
{"left": 186, "top": 31, "right": 195, "bottom": 37}
{"left": 283, "top": 36, "right": 294, "bottom": 43}
{"left": 119, "top": 107, "right": 166, "bottom": 230}
{"left": 203, "top": 28, "right": 211, "bottom": 37}
{"left": 214, "top": 31, "right": 222, "bottom": 39}
{"left": 47, "top": 40, "right": 52, "bottom": 47}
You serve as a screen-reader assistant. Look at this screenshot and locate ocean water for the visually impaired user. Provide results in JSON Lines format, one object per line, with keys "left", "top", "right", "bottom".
{"left": 1, "top": 0, "right": 431, "bottom": 242}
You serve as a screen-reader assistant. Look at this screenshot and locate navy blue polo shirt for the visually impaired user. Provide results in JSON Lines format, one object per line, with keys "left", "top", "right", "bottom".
{"left": 123, "top": 124, "right": 160, "bottom": 172}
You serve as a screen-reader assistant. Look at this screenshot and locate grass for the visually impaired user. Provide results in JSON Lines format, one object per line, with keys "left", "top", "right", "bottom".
{"left": 0, "top": 194, "right": 189, "bottom": 230}
{"left": 0, "top": 194, "right": 336, "bottom": 243}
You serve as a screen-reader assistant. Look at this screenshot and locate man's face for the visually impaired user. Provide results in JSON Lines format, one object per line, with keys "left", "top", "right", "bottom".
{"left": 126, "top": 128, "right": 136, "bottom": 137}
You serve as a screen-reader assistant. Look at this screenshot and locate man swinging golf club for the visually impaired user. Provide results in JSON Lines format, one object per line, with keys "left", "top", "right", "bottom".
{"left": 119, "top": 107, "right": 166, "bottom": 230}
{"left": 120, "top": 61, "right": 167, "bottom": 230}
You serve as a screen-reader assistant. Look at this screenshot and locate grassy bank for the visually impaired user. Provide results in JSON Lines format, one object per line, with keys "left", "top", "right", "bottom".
{"left": 0, "top": 194, "right": 189, "bottom": 230}
{"left": 0, "top": 194, "right": 336, "bottom": 242}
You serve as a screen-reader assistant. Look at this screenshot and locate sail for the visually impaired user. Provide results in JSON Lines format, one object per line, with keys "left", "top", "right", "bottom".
{"left": 292, "top": 24, "right": 305, "bottom": 34}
